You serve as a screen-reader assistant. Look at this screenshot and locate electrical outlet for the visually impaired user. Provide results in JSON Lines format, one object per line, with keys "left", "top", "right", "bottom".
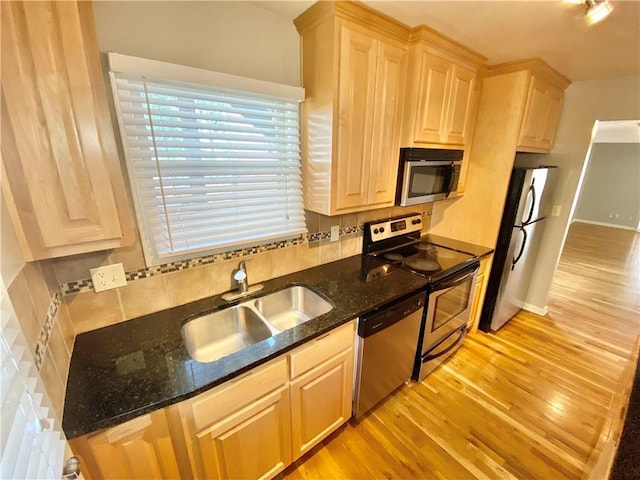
{"left": 330, "top": 225, "right": 340, "bottom": 242}
{"left": 551, "top": 205, "right": 561, "bottom": 217}
{"left": 90, "top": 263, "right": 127, "bottom": 292}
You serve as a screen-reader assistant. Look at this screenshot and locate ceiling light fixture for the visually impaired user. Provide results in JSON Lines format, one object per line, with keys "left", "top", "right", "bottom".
{"left": 563, "top": 0, "right": 614, "bottom": 25}
{"left": 585, "top": 0, "right": 614, "bottom": 25}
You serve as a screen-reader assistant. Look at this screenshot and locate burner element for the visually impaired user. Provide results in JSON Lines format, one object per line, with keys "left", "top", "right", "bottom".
{"left": 384, "top": 253, "right": 404, "bottom": 262}
{"left": 405, "top": 257, "right": 440, "bottom": 272}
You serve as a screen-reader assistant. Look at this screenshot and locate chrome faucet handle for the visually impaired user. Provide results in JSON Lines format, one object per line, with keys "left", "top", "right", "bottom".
{"left": 234, "top": 257, "right": 253, "bottom": 293}
{"left": 221, "top": 257, "right": 263, "bottom": 301}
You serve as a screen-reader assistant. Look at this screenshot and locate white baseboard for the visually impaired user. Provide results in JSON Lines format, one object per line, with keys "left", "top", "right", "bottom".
{"left": 522, "top": 303, "right": 548, "bottom": 316}
{"left": 572, "top": 219, "right": 637, "bottom": 231}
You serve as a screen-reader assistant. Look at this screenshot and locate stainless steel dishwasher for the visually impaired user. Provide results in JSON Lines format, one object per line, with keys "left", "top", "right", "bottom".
{"left": 353, "top": 291, "right": 426, "bottom": 419}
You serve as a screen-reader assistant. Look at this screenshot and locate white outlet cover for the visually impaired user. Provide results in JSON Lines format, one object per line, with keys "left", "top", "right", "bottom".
{"left": 90, "top": 263, "right": 127, "bottom": 293}
{"left": 330, "top": 225, "right": 340, "bottom": 242}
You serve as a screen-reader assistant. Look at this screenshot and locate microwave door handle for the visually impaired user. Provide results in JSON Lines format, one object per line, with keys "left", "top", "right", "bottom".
{"left": 445, "top": 163, "right": 455, "bottom": 198}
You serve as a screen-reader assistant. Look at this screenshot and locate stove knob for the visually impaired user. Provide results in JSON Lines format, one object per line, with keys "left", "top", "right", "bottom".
{"left": 373, "top": 228, "right": 379, "bottom": 234}
{"left": 412, "top": 218, "right": 422, "bottom": 225}
{"left": 379, "top": 227, "right": 385, "bottom": 233}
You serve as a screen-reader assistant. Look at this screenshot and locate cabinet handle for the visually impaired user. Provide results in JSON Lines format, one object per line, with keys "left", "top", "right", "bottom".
{"left": 315, "top": 332, "right": 332, "bottom": 342}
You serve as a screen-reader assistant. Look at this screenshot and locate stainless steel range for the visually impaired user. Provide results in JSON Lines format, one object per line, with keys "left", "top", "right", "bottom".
{"left": 362, "top": 213, "right": 480, "bottom": 381}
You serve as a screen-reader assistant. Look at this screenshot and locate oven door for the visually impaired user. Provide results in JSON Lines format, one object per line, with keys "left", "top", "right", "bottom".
{"left": 397, "top": 161, "right": 459, "bottom": 206}
{"left": 421, "top": 265, "right": 478, "bottom": 354}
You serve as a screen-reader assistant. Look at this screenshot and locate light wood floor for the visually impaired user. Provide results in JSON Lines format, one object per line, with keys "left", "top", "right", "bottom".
{"left": 282, "top": 222, "right": 640, "bottom": 480}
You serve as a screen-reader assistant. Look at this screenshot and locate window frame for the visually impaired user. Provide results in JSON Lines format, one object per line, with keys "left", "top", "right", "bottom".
{"left": 107, "top": 53, "right": 306, "bottom": 266}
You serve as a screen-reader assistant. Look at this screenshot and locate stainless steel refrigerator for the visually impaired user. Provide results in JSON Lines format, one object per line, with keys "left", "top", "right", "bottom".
{"left": 479, "top": 166, "right": 557, "bottom": 332}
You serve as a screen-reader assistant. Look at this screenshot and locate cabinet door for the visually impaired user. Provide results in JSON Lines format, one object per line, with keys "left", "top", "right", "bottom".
{"left": 1, "top": 1, "right": 132, "bottom": 261}
{"left": 539, "top": 84, "right": 564, "bottom": 150}
{"left": 78, "top": 411, "right": 180, "bottom": 480}
{"left": 517, "top": 75, "right": 564, "bottom": 152}
{"left": 468, "top": 256, "right": 492, "bottom": 332}
{"left": 368, "top": 40, "right": 407, "bottom": 206}
{"left": 413, "top": 51, "right": 451, "bottom": 144}
{"left": 518, "top": 76, "right": 549, "bottom": 147}
{"left": 335, "top": 24, "right": 377, "bottom": 211}
{"left": 197, "top": 387, "right": 291, "bottom": 480}
{"left": 290, "top": 349, "right": 354, "bottom": 460}
{"left": 444, "top": 63, "right": 476, "bottom": 146}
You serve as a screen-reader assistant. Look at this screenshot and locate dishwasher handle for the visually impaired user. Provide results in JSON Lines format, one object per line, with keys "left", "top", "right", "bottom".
{"left": 358, "top": 291, "right": 426, "bottom": 338}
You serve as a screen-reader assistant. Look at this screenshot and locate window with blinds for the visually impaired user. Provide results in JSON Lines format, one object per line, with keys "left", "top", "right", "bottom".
{"left": 1, "top": 281, "right": 65, "bottom": 479}
{"left": 108, "top": 53, "right": 306, "bottom": 266}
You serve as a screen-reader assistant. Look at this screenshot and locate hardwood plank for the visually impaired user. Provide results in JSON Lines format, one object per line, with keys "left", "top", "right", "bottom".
{"left": 281, "top": 222, "right": 640, "bottom": 479}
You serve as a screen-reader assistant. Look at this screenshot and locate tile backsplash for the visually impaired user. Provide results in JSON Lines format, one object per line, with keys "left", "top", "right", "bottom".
{"left": 5, "top": 204, "right": 431, "bottom": 420}
{"left": 6, "top": 261, "right": 75, "bottom": 422}
{"left": 56, "top": 205, "right": 432, "bottom": 334}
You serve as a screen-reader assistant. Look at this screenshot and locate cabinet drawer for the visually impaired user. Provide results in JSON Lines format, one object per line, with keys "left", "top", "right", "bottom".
{"left": 289, "top": 321, "right": 355, "bottom": 379}
{"left": 191, "top": 357, "right": 287, "bottom": 432}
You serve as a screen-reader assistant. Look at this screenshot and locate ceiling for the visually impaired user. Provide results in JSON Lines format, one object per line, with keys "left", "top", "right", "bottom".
{"left": 253, "top": 0, "right": 640, "bottom": 82}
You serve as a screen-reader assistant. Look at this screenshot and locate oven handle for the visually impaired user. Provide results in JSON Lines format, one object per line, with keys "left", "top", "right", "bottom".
{"left": 432, "top": 267, "right": 478, "bottom": 291}
{"left": 424, "top": 327, "right": 467, "bottom": 362}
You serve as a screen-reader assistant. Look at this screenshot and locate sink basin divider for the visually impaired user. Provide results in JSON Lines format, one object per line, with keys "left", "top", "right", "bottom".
{"left": 181, "top": 285, "right": 334, "bottom": 363}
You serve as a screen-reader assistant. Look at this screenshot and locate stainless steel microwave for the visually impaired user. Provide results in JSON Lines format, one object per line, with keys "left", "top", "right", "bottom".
{"left": 395, "top": 148, "right": 464, "bottom": 206}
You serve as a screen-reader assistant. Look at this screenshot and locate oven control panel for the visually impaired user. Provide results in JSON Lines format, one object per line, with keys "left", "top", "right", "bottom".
{"left": 368, "top": 214, "right": 423, "bottom": 242}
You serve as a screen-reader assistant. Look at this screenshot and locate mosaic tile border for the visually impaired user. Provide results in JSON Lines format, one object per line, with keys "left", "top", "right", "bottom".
{"left": 60, "top": 226, "right": 365, "bottom": 296}
{"left": 61, "top": 235, "right": 305, "bottom": 295}
{"left": 307, "top": 225, "right": 362, "bottom": 243}
{"left": 34, "top": 291, "right": 61, "bottom": 371}
{"left": 60, "top": 225, "right": 364, "bottom": 296}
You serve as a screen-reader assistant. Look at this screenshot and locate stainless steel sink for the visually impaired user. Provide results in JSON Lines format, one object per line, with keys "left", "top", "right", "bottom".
{"left": 181, "top": 305, "right": 273, "bottom": 363}
{"left": 253, "top": 285, "right": 333, "bottom": 331}
{"left": 181, "top": 285, "right": 333, "bottom": 363}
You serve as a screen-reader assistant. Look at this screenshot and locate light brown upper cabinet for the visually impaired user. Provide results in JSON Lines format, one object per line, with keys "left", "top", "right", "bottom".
{"left": 1, "top": 0, "right": 133, "bottom": 261}
{"left": 294, "top": 2, "right": 409, "bottom": 215}
{"left": 401, "top": 26, "right": 486, "bottom": 148}
{"left": 516, "top": 73, "right": 568, "bottom": 152}
{"left": 485, "top": 59, "right": 570, "bottom": 154}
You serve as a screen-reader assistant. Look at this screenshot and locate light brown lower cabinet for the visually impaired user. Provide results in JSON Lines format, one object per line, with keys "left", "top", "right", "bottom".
{"left": 69, "top": 409, "right": 181, "bottom": 480}
{"left": 468, "top": 255, "right": 493, "bottom": 332}
{"left": 290, "top": 346, "right": 354, "bottom": 460}
{"left": 194, "top": 386, "right": 292, "bottom": 480}
{"left": 71, "top": 321, "right": 355, "bottom": 480}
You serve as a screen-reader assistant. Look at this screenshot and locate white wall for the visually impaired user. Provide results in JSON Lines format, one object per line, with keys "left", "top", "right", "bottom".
{"left": 524, "top": 74, "right": 640, "bottom": 310}
{"left": 91, "top": 1, "right": 301, "bottom": 86}
{"left": 573, "top": 143, "right": 640, "bottom": 229}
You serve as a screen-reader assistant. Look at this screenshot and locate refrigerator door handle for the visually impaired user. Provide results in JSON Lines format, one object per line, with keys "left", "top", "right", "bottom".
{"left": 512, "top": 227, "right": 528, "bottom": 270}
{"left": 524, "top": 183, "right": 537, "bottom": 224}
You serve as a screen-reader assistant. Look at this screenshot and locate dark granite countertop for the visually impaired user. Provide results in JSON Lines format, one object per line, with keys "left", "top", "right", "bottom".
{"left": 62, "top": 255, "right": 428, "bottom": 439}
{"left": 422, "top": 234, "right": 494, "bottom": 259}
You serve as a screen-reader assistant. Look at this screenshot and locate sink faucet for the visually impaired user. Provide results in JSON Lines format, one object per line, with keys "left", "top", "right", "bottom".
{"left": 222, "top": 257, "right": 264, "bottom": 301}
{"left": 234, "top": 259, "right": 250, "bottom": 293}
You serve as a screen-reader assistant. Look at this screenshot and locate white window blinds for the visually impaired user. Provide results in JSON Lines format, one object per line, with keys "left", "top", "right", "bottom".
{"left": 109, "top": 54, "right": 306, "bottom": 266}
{"left": 1, "top": 281, "right": 65, "bottom": 479}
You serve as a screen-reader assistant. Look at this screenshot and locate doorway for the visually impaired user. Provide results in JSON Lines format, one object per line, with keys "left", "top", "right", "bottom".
{"left": 571, "top": 120, "right": 640, "bottom": 232}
